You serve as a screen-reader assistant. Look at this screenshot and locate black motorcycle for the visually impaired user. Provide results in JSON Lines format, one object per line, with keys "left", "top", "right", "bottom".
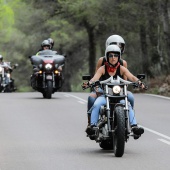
{"left": 82, "top": 74, "right": 147, "bottom": 157}
{"left": 30, "top": 50, "right": 65, "bottom": 99}
{"left": 0, "top": 62, "right": 18, "bottom": 92}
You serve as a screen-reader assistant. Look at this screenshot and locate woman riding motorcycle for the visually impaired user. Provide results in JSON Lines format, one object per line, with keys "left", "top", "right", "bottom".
{"left": 87, "top": 35, "right": 134, "bottom": 126}
{"left": 83, "top": 45, "right": 145, "bottom": 139}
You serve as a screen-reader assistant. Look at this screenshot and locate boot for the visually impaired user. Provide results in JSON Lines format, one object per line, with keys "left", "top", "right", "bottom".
{"left": 132, "top": 125, "right": 144, "bottom": 139}
{"left": 87, "top": 115, "right": 91, "bottom": 126}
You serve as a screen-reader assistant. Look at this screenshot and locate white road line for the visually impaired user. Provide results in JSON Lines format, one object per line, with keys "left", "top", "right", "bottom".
{"left": 144, "top": 94, "right": 170, "bottom": 100}
{"left": 63, "top": 93, "right": 170, "bottom": 142}
{"left": 63, "top": 93, "right": 87, "bottom": 103}
{"left": 78, "top": 101, "right": 86, "bottom": 104}
{"left": 158, "top": 139, "right": 170, "bottom": 145}
{"left": 141, "top": 126, "right": 170, "bottom": 140}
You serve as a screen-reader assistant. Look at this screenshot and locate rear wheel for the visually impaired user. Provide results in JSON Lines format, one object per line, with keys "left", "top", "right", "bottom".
{"left": 113, "top": 106, "right": 125, "bottom": 157}
{"left": 46, "top": 80, "right": 53, "bottom": 99}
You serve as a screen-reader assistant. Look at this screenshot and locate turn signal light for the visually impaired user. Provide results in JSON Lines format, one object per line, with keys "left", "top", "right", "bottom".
{"left": 55, "top": 70, "right": 59, "bottom": 74}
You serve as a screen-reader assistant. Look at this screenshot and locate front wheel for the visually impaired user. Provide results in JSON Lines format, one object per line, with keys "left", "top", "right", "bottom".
{"left": 113, "top": 106, "right": 125, "bottom": 157}
{"left": 45, "top": 80, "right": 53, "bottom": 99}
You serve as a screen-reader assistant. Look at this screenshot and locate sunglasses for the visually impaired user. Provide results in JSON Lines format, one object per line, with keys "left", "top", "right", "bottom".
{"left": 108, "top": 53, "right": 120, "bottom": 58}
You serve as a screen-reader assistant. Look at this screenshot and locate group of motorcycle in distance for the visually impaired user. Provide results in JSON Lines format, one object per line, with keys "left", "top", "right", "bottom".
{"left": 0, "top": 49, "right": 65, "bottom": 95}
{"left": 0, "top": 61, "right": 18, "bottom": 93}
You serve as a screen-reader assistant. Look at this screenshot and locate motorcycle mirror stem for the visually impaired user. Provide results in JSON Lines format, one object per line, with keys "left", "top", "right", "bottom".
{"left": 137, "top": 74, "right": 145, "bottom": 80}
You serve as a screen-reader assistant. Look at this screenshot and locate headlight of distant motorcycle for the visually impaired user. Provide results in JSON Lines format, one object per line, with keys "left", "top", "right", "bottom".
{"left": 112, "top": 85, "right": 121, "bottom": 94}
{"left": 45, "top": 64, "right": 52, "bottom": 70}
{"left": 7, "top": 73, "right": 10, "bottom": 78}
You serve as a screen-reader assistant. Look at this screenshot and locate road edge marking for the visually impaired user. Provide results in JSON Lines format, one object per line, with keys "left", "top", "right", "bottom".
{"left": 158, "top": 139, "right": 170, "bottom": 145}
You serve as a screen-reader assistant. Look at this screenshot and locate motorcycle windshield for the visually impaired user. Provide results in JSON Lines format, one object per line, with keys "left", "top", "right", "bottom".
{"left": 31, "top": 50, "right": 65, "bottom": 66}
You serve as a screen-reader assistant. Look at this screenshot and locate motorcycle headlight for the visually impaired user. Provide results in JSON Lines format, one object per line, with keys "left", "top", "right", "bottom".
{"left": 112, "top": 85, "right": 121, "bottom": 94}
{"left": 7, "top": 73, "right": 10, "bottom": 78}
{"left": 45, "top": 64, "right": 52, "bottom": 70}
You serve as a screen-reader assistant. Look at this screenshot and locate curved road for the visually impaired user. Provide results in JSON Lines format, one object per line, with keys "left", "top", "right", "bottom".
{"left": 0, "top": 92, "right": 169, "bottom": 170}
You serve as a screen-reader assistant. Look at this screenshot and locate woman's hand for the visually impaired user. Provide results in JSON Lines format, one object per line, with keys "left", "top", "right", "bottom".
{"left": 81, "top": 81, "right": 89, "bottom": 90}
{"left": 138, "top": 81, "right": 148, "bottom": 90}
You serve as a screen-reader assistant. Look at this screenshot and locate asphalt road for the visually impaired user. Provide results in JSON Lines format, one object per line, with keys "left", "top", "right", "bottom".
{"left": 0, "top": 92, "right": 169, "bottom": 170}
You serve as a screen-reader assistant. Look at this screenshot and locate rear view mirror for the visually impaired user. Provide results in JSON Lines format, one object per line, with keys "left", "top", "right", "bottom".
{"left": 62, "top": 54, "right": 67, "bottom": 58}
{"left": 137, "top": 74, "right": 145, "bottom": 80}
{"left": 82, "top": 75, "right": 91, "bottom": 80}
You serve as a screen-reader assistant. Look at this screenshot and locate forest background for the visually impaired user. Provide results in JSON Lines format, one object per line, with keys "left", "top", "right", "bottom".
{"left": 0, "top": 0, "right": 170, "bottom": 95}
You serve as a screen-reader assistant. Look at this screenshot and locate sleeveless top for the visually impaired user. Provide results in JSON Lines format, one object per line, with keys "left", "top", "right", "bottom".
{"left": 94, "top": 57, "right": 123, "bottom": 94}
{"left": 100, "top": 57, "right": 123, "bottom": 81}
{"left": 101, "top": 64, "right": 123, "bottom": 81}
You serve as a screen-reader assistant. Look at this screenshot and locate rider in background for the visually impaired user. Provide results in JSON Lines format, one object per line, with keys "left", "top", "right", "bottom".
{"left": 36, "top": 40, "right": 52, "bottom": 55}
{"left": 0, "top": 55, "right": 5, "bottom": 65}
{"left": 48, "top": 38, "right": 58, "bottom": 54}
{"left": 31, "top": 40, "right": 52, "bottom": 87}
{"left": 0, "top": 54, "right": 16, "bottom": 88}
{"left": 0, "top": 55, "right": 12, "bottom": 71}
{"left": 48, "top": 38, "right": 54, "bottom": 49}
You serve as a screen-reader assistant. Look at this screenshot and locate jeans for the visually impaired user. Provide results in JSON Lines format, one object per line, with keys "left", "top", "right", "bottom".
{"left": 87, "top": 91, "right": 96, "bottom": 112}
{"left": 90, "top": 96, "right": 137, "bottom": 126}
{"left": 88, "top": 91, "right": 134, "bottom": 112}
{"left": 127, "top": 91, "right": 134, "bottom": 108}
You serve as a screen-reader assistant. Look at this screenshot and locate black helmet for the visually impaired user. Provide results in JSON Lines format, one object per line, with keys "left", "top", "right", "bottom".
{"left": 41, "top": 40, "right": 51, "bottom": 49}
{"left": 48, "top": 38, "right": 54, "bottom": 48}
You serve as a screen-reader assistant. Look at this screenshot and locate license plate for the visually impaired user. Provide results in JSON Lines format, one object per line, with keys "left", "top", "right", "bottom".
{"left": 46, "top": 75, "right": 52, "bottom": 80}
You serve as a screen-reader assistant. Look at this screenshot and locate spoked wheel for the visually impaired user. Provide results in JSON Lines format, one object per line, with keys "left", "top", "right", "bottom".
{"left": 113, "top": 106, "right": 125, "bottom": 157}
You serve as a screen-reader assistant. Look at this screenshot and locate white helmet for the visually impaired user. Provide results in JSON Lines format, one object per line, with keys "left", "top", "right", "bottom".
{"left": 105, "top": 35, "right": 125, "bottom": 53}
{"left": 105, "top": 45, "right": 121, "bottom": 66}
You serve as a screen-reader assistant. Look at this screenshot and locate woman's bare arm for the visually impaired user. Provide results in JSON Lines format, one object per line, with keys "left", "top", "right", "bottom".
{"left": 91, "top": 66, "right": 104, "bottom": 82}
{"left": 95, "top": 57, "right": 104, "bottom": 73}
{"left": 121, "top": 66, "right": 138, "bottom": 82}
{"left": 123, "top": 60, "right": 127, "bottom": 68}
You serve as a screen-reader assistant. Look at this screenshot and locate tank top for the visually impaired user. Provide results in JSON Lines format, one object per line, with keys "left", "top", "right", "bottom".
{"left": 101, "top": 64, "right": 123, "bottom": 81}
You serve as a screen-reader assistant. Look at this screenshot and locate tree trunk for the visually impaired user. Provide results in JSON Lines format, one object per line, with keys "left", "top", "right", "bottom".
{"left": 83, "top": 20, "right": 96, "bottom": 76}
{"left": 160, "top": 0, "right": 170, "bottom": 71}
{"left": 140, "top": 24, "right": 150, "bottom": 75}
{"left": 146, "top": 0, "right": 160, "bottom": 76}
